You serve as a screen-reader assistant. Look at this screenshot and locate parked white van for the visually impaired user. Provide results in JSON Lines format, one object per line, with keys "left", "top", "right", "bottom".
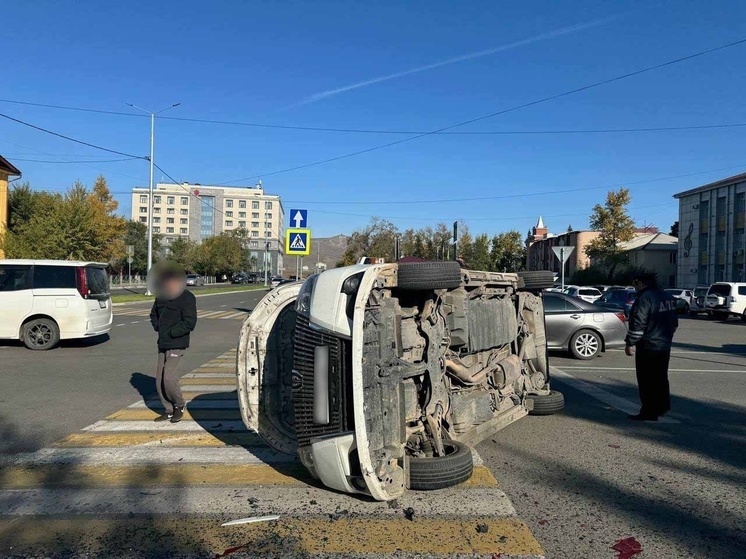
{"left": 705, "top": 282, "right": 746, "bottom": 321}
{"left": 0, "top": 260, "right": 112, "bottom": 350}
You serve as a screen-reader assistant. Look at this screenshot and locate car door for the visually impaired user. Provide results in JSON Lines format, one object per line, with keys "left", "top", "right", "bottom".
{"left": 543, "top": 294, "right": 586, "bottom": 349}
{"left": 0, "top": 264, "right": 34, "bottom": 338}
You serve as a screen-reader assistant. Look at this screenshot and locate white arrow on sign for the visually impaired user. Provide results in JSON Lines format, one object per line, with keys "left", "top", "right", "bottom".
{"left": 292, "top": 211, "right": 304, "bottom": 228}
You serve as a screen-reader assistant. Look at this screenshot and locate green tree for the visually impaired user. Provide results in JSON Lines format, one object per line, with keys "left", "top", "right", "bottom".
{"left": 669, "top": 220, "right": 679, "bottom": 237}
{"left": 339, "top": 218, "right": 398, "bottom": 265}
{"left": 167, "top": 236, "right": 195, "bottom": 271}
{"left": 470, "top": 234, "right": 491, "bottom": 270}
{"left": 191, "top": 233, "right": 245, "bottom": 275}
{"left": 456, "top": 221, "right": 474, "bottom": 266}
{"left": 112, "top": 220, "right": 163, "bottom": 275}
{"left": 585, "top": 188, "right": 636, "bottom": 279}
{"left": 490, "top": 231, "right": 526, "bottom": 272}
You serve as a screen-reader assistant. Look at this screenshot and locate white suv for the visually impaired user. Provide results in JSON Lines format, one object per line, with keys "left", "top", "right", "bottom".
{"left": 0, "top": 260, "right": 113, "bottom": 350}
{"left": 705, "top": 282, "right": 746, "bottom": 321}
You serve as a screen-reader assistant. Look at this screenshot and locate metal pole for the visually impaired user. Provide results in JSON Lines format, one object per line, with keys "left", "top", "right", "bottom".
{"left": 560, "top": 248, "right": 565, "bottom": 291}
{"left": 264, "top": 242, "right": 269, "bottom": 286}
{"left": 145, "top": 112, "right": 155, "bottom": 294}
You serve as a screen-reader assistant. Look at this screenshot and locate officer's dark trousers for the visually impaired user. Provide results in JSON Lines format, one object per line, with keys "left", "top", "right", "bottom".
{"left": 635, "top": 346, "right": 671, "bottom": 417}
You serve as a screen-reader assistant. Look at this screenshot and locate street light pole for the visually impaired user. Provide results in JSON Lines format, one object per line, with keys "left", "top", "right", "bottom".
{"left": 126, "top": 102, "right": 180, "bottom": 295}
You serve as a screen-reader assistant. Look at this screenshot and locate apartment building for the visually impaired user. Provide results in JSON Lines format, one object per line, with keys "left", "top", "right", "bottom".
{"left": 131, "top": 182, "right": 285, "bottom": 274}
{"left": 674, "top": 173, "right": 746, "bottom": 286}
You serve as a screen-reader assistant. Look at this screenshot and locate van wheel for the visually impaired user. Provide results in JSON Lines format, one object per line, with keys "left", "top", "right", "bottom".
{"left": 527, "top": 390, "right": 565, "bottom": 415}
{"left": 517, "top": 271, "right": 555, "bottom": 290}
{"left": 408, "top": 441, "right": 474, "bottom": 490}
{"left": 22, "top": 319, "right": 60, "bottom": 350}
{"left": 397, "top": 261, "right": 462, "bottom": 290}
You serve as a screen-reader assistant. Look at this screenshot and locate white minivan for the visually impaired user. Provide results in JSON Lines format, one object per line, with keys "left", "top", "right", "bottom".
{"left": 0, "top": 260, "right": 113, "bottom": 350}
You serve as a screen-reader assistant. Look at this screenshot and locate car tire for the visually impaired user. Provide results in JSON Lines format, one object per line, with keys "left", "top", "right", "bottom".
{"left": 408, "top": 441, "right": 474, "bottom": 491}
{"left": 22, "top": 318, "right": 60, "bottom": 351}
{"left": 517, "top": 271, "right": 555, "bottom": 290}
{"left": 527, "top": 390, "right": 565, "bottom": 415}
{"left": 570, "top": 329, "right": 601, "bottom": 360}
{"left": 397, "top": 261, "right": 462, "bottom": 291}
{"left": 742, "top": 310, "right": 746, "bottom": 323}
{"left": 689, "top": 310, "right": 698, "bottom": 317}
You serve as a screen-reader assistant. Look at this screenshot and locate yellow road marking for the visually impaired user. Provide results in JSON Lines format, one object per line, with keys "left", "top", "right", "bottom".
{"left": 465, "top": 465, "right": 499, "bottom": 487}
{"left": 0, "top": 463, "right": 311, "bottom": 489}
{"left": 51, "top": 431, "right": 261, "bottom": 448}
{"left": 106, "top": 408, "right": 241, "bottom": 421}
{"left": 0, "top": 517, "right": 544, "bottom": 556}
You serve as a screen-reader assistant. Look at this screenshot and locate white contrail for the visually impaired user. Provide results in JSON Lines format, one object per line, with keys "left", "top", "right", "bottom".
{"left": 288, "top": 15, "right": 619, "bottom": 109}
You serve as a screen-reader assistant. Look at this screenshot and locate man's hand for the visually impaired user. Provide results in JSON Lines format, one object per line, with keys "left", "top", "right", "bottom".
{"left": 625, "top": 345, "right": 634, "bottom": 357}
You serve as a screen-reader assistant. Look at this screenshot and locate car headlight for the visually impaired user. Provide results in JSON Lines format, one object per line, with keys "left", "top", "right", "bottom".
{"left": 295, "top": 274, "right": 318, "bottom": 318}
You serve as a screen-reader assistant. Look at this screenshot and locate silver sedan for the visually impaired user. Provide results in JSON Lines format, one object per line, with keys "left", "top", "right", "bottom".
{"left": 543, "top": 292, "right": 628, "bottom": 359}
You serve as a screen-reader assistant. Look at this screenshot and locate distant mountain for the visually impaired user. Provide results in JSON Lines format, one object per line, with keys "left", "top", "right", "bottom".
{"left": 307, "top": 234, "right": 348, "bottom": 268}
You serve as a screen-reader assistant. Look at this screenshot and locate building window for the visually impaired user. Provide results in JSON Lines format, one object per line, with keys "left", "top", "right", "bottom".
{"left": 669, "top": 252, "right": 677, "bottom": 264}
{"left": 180, "top": 209, "right": 188, "bottom": 215}
{"left": 239, "top": 221, "right": 246, "bottom": 228}
{"left": 154, "top": 207, "right": 161, "bottom": 214}
{"left": 250, "top": 240, "right": 258, "bottom": 248}
{"left": 252, "top": 230, "right": 259, "bottom": 237}
{"left": 264, "top": 222, "right": 271, "bottom": 229}
{"left": 252, "top": 212, "right": 259, "bottom": 218}
{"left": 153, "top": 217, "right": 161, "bottom": 224}
{"left": 181, "top": 197, "right": 189, "bottom": 205}
{"left": 167, "top": 208, "right": 175, "bottom": 214}
{"left": 180, "top": 218, "right": 188, "bottom": 224}
{"left": 239, "top": 200, "right": 246, "bottom": 208}
{"left": 265, "top": 231, "right": 272, "bottom": 238}
{"left": 167, "top": 196, "right": 175, "bottom": 205}
{"left": 265, "top": 201, "right": 272, "bottom": 209}
{"left": 200, "top": 195, "right": 216, "bottom": 241}
{"left": 226, "top": 211, "right": 233, "bottom": 217}
{"left": 265, "top": 213, "right": 272, "bottom": 220}
{"left": 153, "top": 226, "right": 161, "bottom": 233}
{"left": 167, "top": 217, "right": 174, "bottom": 224}
{"left": 226, "top": 220, "right": 233, "bottom": 227}
{"left": 239, "top": 212, "right": 246, "bottom": 218}
{"left": 226, "top": 199, "right": 234, "bottom": 208}
{"left": 154, "top": 196, "right": 161, "bottom": 204}
{"left": 139, "top": 207, "right": 147, "bottom": 213}
{"left": 252, "top": 221, "right": 259, "bottom": 228}
{"left": 139, "top": 216, "right": 147, "bottom": 223}
{"left": 252, "top": 201, "right": 259, "bottom": 209}
{"left": 166, "top": 227, "right": 174, "bottom": 233}
{"left": 180, "top": 228, "right": 188, "bottom": 234}
{"left": 139, "top": 195, "right": 147, "bottom": 203}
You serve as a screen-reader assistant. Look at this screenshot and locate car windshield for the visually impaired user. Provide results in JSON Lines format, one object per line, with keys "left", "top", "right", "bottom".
{"left": 709, "top": 284, "right": 731, "bottom": 296}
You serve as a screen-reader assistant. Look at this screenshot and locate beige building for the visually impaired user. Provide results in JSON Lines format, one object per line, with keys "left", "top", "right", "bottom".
{"left": 0, "top": 155, "right": 22, "bottom": 258}
{"left": 526, "top": 217, "right": 599, "bottom": 276}
{"left": 131, "top": 182, "right": 285, "bottom": 273}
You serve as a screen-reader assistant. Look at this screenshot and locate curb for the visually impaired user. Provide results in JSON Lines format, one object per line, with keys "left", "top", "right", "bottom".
{"left": 111, "top": 287, "right": 269, "bottom": 307}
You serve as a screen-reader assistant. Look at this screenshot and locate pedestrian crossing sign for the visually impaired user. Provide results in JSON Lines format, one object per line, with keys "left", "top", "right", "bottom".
{"left": 285, "top": 228, "right": 311, "bottom": 256}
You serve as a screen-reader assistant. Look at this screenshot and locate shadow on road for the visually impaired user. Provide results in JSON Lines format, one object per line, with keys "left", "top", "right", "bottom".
{"left": 129, "top": 372, "right": 160, "bottom": 413}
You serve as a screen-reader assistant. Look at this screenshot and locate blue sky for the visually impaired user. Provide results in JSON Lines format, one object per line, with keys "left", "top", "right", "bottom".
{"left": 2, "top": 0, "right": 745, "bottom": 238}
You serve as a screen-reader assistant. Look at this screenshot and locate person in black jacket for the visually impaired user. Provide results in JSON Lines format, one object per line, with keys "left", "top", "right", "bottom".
{"left": 149, "top": 267, "right": 198, "bottom": 423}
{"left": 625, "top": 271, "right": 678, "bottom": 421}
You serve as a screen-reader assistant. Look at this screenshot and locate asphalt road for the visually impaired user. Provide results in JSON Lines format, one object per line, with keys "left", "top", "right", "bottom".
{"left": 0, "top": 288, "right": 268, "bottom": 454}
{"left": 1, "top": 296, "right": 744, "bottom": 558}
{"left": 478, "top": 314, "right": 746, "bottom": 559}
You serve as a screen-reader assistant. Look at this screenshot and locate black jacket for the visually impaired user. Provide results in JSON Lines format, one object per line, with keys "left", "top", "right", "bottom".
{"left": 150, "top": 290, "right": 198, "bottom": 350}
{"left": 625, "top": 286, "right": 678, "bottom": 351}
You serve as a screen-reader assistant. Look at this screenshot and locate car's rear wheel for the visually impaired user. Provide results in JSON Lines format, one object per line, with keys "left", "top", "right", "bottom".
{"left": 517, "top": 271, "right": 555, "bottom": 290}
{"left": 22, "top": 318, "right": 60, "bottom": 351}
{"left": 570, "top": 329, "right": 601, "bottom": 360}
{"left": 408, "top": 441, "right": 473, "bottom": 490}
{"left": 397, "top": 261, "right": 462, "bottom": 290}
{"left": 527, "top": 390, "right": 565, "bottom": 415}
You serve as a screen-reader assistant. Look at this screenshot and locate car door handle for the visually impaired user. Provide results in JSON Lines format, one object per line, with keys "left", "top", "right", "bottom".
{"left": 570, "top": 314, "right": 581, "bottom": 319}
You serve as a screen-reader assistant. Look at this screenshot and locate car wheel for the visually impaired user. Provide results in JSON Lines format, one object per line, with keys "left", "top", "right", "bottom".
{"left": 689, "top": 310, "right": 698, "bottom": 317}
{"left": 397, "top": 261, "right": 462, "bottom": 291}
{"left": 22, "top": 318, "right": 60, "bottom": 351}
{"left": 742, "top": 310, "right": 746, "bottom": 323}
{"left": 570, "top": 329, "right": 601, "bottom": 360}
{"left": 517, "top": 271, "right": 555, "bottom": 290}
{"left": 527, "top": 390, "right": 565, "bottom": 415}
{"left": 408, "top": 441, "right": 474, "bottom": 490}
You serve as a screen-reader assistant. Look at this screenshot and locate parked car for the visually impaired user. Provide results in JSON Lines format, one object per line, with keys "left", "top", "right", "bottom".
{"left": 543, "top": 292, "right": 628, "bottom": 359}
{"left": 665, "top": 288, "right": 694, "bottom": 313}
{"left": 689, "top": 286, "right": 710, "bottom": 315}
{"left": 705, "top": 282, "right": 746, "bottom": 321}
{"left": 596, "top": 288, "right": 637, "bottom": 317}
{"left": 232, "top": 272, "right": 249, "bottom": 284}
{"left": 564, "top": 286, "right": 603, "bottom": 303}
{"left": 237, "top": 263, "right": 562, "bottom": 501}
{"left": 269, "top": 276, "right": 285, "bottom": 288}
{"left": 185, "top": 274, "right": 205, "bottom": 286}
{"left": 0, "top": 260, "right": 112, "bottom": 350}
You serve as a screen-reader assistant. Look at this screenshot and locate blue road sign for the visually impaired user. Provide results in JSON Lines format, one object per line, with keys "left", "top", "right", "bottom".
{"left": 285, "top": 228, "right": 311, "bottom": 256}
{"left": 289, "top": 209, "right": 308, "bottom": 229}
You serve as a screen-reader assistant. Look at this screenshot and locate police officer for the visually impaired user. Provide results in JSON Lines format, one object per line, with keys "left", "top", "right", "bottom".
{"left": 624, "top": 271, "right": 678, "bottom": 421}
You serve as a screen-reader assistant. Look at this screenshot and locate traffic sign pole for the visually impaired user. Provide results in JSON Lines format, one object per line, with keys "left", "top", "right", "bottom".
{"left": 551, "top": 246, "right": 575, "bottom": 291}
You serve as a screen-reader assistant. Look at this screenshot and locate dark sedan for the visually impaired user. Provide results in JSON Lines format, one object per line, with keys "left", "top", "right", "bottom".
{"left": 595, "top": 288, "right": 637, "bottom": 317}
{"left": 543, "top": 293, "right": 628, "bottom": 359}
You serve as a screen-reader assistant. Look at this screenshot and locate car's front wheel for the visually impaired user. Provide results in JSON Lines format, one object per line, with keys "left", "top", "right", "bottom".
{"left": 22, "top": 318, "right": 60, "bottom": 351}
{"left": 408, "top": 441, "right": 473, "bottom": 490}
{"left": 570, "top": 329, "right": 601, "bottom": 360}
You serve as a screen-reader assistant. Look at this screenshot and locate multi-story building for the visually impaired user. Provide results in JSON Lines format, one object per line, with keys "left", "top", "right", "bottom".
{"left": 131, "top": 182, "right": 285, "bottom": 274}
{"left": 526, "top": 217, "right": 599, "bottom": 276}
{"left": 674, "top": 173, "right": 746, "bottom": 286}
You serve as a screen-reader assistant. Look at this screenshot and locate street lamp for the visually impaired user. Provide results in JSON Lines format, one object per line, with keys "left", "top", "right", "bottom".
{"left": 126, "top": 102, "right": 180, "bottom": 294}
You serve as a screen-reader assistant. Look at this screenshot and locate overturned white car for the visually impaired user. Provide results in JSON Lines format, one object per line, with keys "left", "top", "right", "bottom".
{"left": 237, "top": 261, "right": 563, "bottom": 501}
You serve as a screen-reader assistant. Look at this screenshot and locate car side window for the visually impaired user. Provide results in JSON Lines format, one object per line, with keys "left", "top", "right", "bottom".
{"left": 0, "top": 265, "right": 33, "bottom": 291}
{"left": 33, "top": 265, "right": 76, "bottom": 289}
{"left": 739, "top": 286, "right": 746, "bottom": 296}
{"left": 543, "top": 295, "right": 579, "bottom": 313}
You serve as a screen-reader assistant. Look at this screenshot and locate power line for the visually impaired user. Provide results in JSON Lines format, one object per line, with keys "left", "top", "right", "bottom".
{"left": 9, "top": 156, "right": 139, "bottom": 164}
{"left": 217, "top": 36, "right": 746, "bottom": 185}
{"left": 0, "top": 113, "right": 146, "bottom": 159}
{"left": 4, "top": 97, "right": 745, "bottom": 136}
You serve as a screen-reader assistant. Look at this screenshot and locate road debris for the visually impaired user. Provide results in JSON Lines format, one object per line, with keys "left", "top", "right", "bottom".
{"left": 476, "top": 523, "right": 489, "bottom": 533}
{"left": 403, "top": 507, "right": 415, "bottom": 521}
{"left": 221, "top": 514, "right": 280, "bottom": 527}
{"left": 611, "top": 536, "right": 643, "bottom": 559}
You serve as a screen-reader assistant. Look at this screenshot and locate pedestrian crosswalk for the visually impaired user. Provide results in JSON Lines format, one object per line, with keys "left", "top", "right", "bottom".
{"left": 114, "top": 307, "right": 249, "bottom": 320}
{"left": 0, "top": 349, "right": 545, "bottom": 558}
